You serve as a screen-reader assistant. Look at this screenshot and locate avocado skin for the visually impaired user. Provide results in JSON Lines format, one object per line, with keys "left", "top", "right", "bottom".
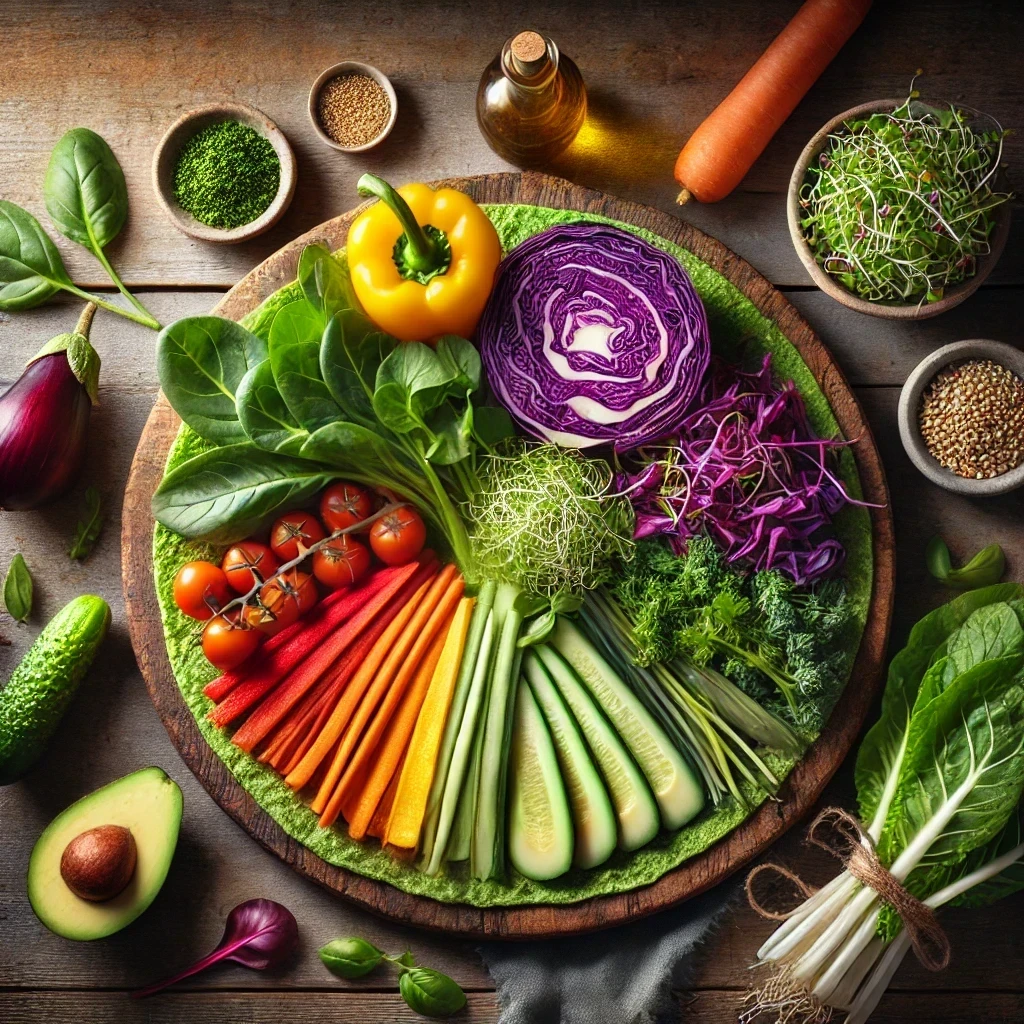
{"left": 0, "top": 594, "right": 111, "bottom": 785}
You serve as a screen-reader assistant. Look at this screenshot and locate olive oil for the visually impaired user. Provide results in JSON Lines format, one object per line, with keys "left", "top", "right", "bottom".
{"left": 476, "top": 31, "right": 587, "bottom": 165}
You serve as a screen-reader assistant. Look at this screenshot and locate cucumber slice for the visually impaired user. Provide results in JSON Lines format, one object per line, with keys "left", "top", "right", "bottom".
{"left": 550, "top": 619, "right": 706, "bottom": 830}
{"left": 508, "top": 678, "right": 573, "bottom": 881}
{"left": 523, "top": 651, "right": 617, "bottom": 869}
{"left": 535, "top": 645, "right": 659, "bottom": 851}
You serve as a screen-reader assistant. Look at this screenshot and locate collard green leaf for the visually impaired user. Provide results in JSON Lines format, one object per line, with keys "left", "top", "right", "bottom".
{"left": 0, "top": 200, "right": 72, "bottom": 310}
{"left": 68, "top": 486, "right": 104, "bottom": 560}
{"left": 856, "top": 583, "right": 1024, "bottom": 832}
{"left": 152, "top": 442, "right": 337, "bottom": 544}
{"left": 880, "top": 652, "right": 1024, "bottom": 868}
{"left": 320, "top": 307, "right": 397, "bottom": 428}
{"left": 236, "top": 359, "right": 309, "bottom": 455}
{"left": 398, "top": 966, "right": 467, "bottom": 1018}
{"left": 158, "top": 316, "right": 267, "bottom": 443}
{"left": 2, "top": 554, "right": 32, "bottom": 622}
{"left": 268, "top": 299, "right": 342, "bottom": 432}
{"left": 44, "top": 128, "right": 127, "bottom": 250}
{"left": 297, "top": 243, "right": 357, "bottom": 319}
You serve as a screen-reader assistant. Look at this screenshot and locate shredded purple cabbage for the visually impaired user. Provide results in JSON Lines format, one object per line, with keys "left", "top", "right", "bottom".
{"left": 617, "top": 354, "right": 864, "bottom": 584}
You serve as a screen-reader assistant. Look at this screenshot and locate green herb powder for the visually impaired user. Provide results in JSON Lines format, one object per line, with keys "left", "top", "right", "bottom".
{"left": 173, "top": 120, "right": 280, "bottom": 229}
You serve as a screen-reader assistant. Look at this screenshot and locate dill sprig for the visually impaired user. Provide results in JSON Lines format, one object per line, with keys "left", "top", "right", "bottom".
{"left": 800, "top": 84, "right": 1012, "bottom": 305}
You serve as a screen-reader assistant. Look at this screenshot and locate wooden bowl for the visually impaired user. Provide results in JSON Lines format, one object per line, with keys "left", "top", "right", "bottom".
{"left": 152, "top": 102, "right": 297, "bottom": 243}
{"left": 307, "top": 61, "right": 398, "bottom": 153}
{"left": 898, "top": 338, "right": 1024, "bottom": 496}
{"left": 787, "top": 99, "right": 1011, "bottom": 320}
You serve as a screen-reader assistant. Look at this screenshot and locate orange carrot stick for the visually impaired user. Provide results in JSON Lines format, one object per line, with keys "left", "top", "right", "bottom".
{"left": 674, "top": 0, "right": 872, "bottom": 204}
{"left": 284, "top": 566, "right": 439, "bottom": 792}
{"left": 318, "top": 574, "right": 464, "bottom": 828}
{"left": 341, "top": 614, "right": 454, "bottom": 838}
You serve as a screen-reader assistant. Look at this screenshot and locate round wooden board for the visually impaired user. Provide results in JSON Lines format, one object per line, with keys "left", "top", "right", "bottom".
{"left": 122, "top": 170, "right": 895, "bottom": 939}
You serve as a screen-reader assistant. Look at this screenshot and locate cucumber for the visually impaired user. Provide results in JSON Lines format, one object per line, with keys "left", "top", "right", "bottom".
{"left": 535, "top": 644, "right": 659, "bottom": 851}
{"left": 550, "top": 619, "right": 706, "bottom": 830}
{"left": 523, "top": 651, "right": 617, "bottom": 869}
{"left": 0, "top": 595, "right": 111, "bottom": 785}
{"left": 507, "top": 678, "right": 573, "bottom": 881}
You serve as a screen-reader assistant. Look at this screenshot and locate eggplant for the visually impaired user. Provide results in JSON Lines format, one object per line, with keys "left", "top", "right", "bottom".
{"left": 0, "top": 304, "right": 99, "bottom": 510}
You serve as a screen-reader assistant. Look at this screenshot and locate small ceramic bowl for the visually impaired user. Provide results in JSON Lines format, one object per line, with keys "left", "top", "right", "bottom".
{"left": 152, "top": 102, "right": 296, "bottom": 243}
{"left": 308, "top": 60, "right": 397, "bottom": 153}
{"left": 898, "top": 338, "right": 1024, "bottom": 496}
{"left": 788, "top": 99, "right": 1011, "bottom": 320}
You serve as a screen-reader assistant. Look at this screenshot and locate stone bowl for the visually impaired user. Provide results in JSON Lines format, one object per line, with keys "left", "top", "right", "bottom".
{"left": 787, "top": 99, "right": 1011, "bottom": 320}
{"left": 152, "top": 101, "right": 296, "bottom": 243}
{"left": 307, "top": 60, "right": 397, "bottom": 153}
{"left": 898, "top": 338, "right": 1024, "bottom": 496}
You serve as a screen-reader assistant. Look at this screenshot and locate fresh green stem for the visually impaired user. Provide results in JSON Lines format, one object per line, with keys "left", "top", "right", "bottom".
{"left": 62, "top": 282, "right": 160, "bottom": 329}
{"left": 88, "top": 242, "right": 162, "bottom": 328}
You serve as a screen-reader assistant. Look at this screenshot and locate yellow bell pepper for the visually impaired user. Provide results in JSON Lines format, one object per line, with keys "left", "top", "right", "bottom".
{"left": 346, "top": 174, "right": 501, "bottom": 342}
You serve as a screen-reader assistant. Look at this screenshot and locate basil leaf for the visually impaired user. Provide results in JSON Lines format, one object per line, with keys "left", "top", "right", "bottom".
{"left": 69, "top": 486, "right": 104, "bottom": 561}
{"left": 297, "top": 243, "right": 357, "bottom": 319}
{"left": 44, "top": 128, "right": 127, "bottom": 250}
{"left": 268, "top": 299, "right": 342, "bottom": 432}
{"left": 236, "top": 359, "right": 309, "bottom": 455}
{"left": 3, "top": 554, "right": 33, "bottom": 622}
{"left": 398, "top": 967, "right": 467, "bottom": 1018}
{"left": 152, "top": 442, "right": 337, "bottom": 544}
{"left": 158, "top": 316, "right": 268, "bottom": 443}
{"left": 0, "top": 200, "right": 72, "bottom": 311}
{"left": 317, "top": 937, "right": 383, "bottom": 979}
{"left": 320, "top": 307, "right": 397, "bottom": 429}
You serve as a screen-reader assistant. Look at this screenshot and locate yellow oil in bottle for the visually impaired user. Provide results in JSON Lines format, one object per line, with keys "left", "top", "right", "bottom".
{"left": 476, "top": 31, "right": 587, "bottom": 166}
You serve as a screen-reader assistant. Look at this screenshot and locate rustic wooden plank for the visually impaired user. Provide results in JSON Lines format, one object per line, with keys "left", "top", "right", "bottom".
{"left": 1, "top": 0, "right": 1019, "bottom": 288}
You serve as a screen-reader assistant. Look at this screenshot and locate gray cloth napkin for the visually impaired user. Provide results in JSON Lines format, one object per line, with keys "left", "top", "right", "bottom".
{"left": 479, "top": 880, "right": 741, "bottom": 1024}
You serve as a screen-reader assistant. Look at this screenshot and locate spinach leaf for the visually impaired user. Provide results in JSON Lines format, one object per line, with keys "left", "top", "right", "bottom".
{"left": 927, "top": 536, "right": 1006, "bottom": 589}
{"left": 398, "top": 966, "right": 467, "bottom": 1018}
{"left": 268, "top": 299, "right": 343, "bottom": 432}
{"left": 2, "top": 554, "right": 32, "bottom": 622}
{"left": 297, "top": 243, "right": 356, "bottom": 319}
{"left": 320, "top": 307, "right": 397, "bottom": 428}
{"left": 152, "top": 442, "right": 337, "bottom": 543}
{"left": 236, "top": 359, "right": 309, "bottom": 455}
{"left": 0, "top": 200, "right": 72, "bottom": 310}
{"left": 68, "top": 486, "right": 104, "bottom": 560}
{"left": 855, "top": 583, "right": 1024, "bottom": 834}
{"left": 880, "top": 652, "right": 1024, "bottom": 867}
{"left": 44, "top": 128, "right": 127, "bottom": 249}
{"left": 158, "top": 316, "right": 268, "bottom": 443}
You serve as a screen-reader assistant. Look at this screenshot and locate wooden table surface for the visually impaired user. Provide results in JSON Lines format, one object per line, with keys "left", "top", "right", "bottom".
{"left": 1, "top": 2, "right": 1022, "bottom": 1021}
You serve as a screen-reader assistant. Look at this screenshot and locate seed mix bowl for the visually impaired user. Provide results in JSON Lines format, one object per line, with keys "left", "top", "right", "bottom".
{"left": 898, "top": 338, "right": 1024, "bottom": 496}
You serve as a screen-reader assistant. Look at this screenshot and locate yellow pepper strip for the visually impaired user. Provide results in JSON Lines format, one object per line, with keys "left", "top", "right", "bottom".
{"left": 347, "top": 174, "right": 501, "bottom": 342}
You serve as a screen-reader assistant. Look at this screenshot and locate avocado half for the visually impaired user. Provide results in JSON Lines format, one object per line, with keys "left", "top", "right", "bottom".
{"left": 28, "top": 766, "right": 183, "bottom": 940}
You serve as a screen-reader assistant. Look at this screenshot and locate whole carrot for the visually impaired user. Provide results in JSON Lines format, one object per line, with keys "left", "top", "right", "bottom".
{"left": 674, "top": 0, "right": 872, "bottom": 204}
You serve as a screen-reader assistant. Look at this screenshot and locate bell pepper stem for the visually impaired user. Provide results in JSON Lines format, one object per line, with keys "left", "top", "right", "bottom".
{"left": 356, "top": 173, "right": 441, "bottom": 275}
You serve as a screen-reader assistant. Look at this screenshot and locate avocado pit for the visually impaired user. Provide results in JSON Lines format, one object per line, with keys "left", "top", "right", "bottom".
{"left": 60, "top": 824, "right": 137, "bottom": 901}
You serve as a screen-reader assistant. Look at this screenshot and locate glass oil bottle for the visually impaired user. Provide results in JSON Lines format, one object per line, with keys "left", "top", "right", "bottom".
{"left": 476, "top": 31, "right": 587, "bottom": 166}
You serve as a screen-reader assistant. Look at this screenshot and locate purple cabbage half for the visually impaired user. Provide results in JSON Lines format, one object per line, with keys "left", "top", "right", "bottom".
{"left": 478, "top": 223, "right": 710, "bottom": 450}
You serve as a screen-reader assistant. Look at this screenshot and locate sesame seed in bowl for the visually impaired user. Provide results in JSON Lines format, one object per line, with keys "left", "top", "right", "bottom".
{"left": 308, "top": 61, "right": 397, "bottom": 153}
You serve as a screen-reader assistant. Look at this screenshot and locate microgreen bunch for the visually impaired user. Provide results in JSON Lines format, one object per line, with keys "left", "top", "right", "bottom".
{"left": 800, "top": 86, "right": 1012, "bottom": 304}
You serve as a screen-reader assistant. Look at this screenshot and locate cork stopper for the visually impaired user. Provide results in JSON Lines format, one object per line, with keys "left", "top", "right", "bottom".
{"left": 510, "top": 31, "right": 549, "bottom": 76}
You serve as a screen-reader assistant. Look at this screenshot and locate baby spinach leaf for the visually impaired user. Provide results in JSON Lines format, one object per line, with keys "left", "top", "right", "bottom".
{"left": 398, "top": 966, "right": 467, "bottom": 1018}
{"left": 68, "top": 486, "right": 104, "bottom": 560}
{"left": 158, "top": 316, "right": 268, "bottom": 444}
{"left": 44, "top": 128, "right": 127, "bottom": 250}
{"left": 152, "top": 442, "right": 337, "bottom": 544}
{"left": 2, "top": 554, "right": 32, "bottom": 622}
{"left": 269, "top": 299, "right": 343, "bottom": 432}
{"left": 236, "top": 359, "right": 309, "bottom": 455}
{"left": 927, "top": 536, "right": 1006, "bottom": 589}
{"left": 320, "top": 307, "right": 397, "bottom": 428}
{"left": 0, "top": 200, "right": 72, "bottom": 310}
{"left": 297, "top": 243, "right": 356, "bottom": 319}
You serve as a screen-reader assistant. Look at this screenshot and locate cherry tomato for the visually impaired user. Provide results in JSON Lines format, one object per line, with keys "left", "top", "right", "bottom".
{"left": 202, "top": 612, "right": 260, "bottom": 670}
{"left": 369, "top": 506, "right": 426, "bottom": 566}
{"left": 173, "top": 561, "right": 232, "bottom": 620}
{"left": 221, "top": 541, "right": 280, "bottom": 594}
{"left": 243, "top": 569, "right": 317, "bottom": 636}
{"left": 313, "top": 536, "right": 371, "bottom": 588}
{"left": 320, "top": 483, "right": 374, "bottom": 533}
{"left": 270, "top": 511, "right": 325, "bottom": 561}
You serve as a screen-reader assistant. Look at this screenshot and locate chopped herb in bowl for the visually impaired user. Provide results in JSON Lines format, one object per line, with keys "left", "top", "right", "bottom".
{"left": 799, "top": 87, "right": 1012, "bottom": 306}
